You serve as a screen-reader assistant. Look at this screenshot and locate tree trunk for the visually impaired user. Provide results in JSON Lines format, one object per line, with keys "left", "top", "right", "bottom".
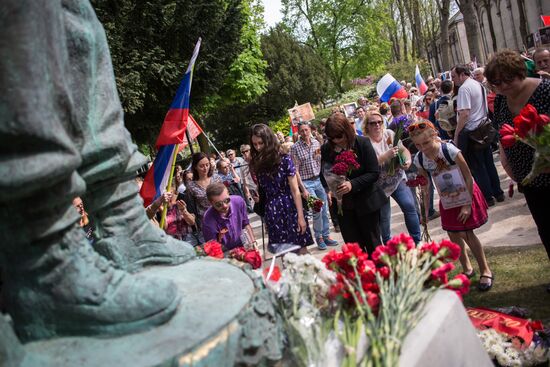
{"left": 397, "top": 0, "right": 409, "bottom": 61}
{"left": 483, "top": 0, "right": 498, "bottom": 52}
{"left": 403, "top": 0, "right": 416, "bottom": 58}
{"left": 438, "top": 0, "right": 451, "bottom": 70}
{"left": 412, "top": 0, "right": 426, "bottom": 58}
{"left": 457, "top": 0, "right": 484, "bottom": 64}
{"left": 515, "top": 0, "right": 528, "bottom": 49}
{"left": 390, "top": 2, "right": 401, "bottom": 61}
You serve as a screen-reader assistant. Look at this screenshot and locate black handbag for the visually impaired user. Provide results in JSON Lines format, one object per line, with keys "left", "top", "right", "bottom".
{"left": 468, "top": 84, "right": 496, "bottom": 150}
{"left": 253, "top": 186, "right": 266, "bottom": 217}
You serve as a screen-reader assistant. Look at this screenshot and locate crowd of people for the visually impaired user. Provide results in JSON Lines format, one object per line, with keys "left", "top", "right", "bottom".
{"left": 72, "top": 47, "right": 550, "bottom": 294}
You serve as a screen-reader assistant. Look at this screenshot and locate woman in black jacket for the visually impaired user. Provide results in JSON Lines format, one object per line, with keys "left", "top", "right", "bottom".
{"left": 321, "top": 112, "right": 388, "bottom": 253}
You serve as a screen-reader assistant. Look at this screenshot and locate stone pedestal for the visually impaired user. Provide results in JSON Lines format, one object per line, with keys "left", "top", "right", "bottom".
{"left": 400, "top": 290, "right": 492, "bottom": 367}
{"left": 4, "top": 259, "right": 278, "bottom": 367}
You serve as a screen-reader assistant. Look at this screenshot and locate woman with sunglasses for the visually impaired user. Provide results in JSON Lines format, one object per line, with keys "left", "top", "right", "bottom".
{"left": 185, "top": 152, "right": 222, "bottom": 236}
{"left": 249, "top": 124, "right": 313, "bottom": 253}
{"left": 363, "top": 111, "right": 421, "bottom": 244}
{"left": 409, "top": 120, "right": 493, "bottom": 291}
{"left": 486, "top": 50, "right": 550, "bottom": 292}
{"left": 321, "top": 112, "right": 387, "bottom": 254}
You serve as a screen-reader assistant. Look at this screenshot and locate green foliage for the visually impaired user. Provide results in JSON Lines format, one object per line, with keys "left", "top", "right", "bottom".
{"left": 259, "top": 25, "right": 332, "bottom": 120}
{"left": 282, "top": 0, "right": 393, "bottom": 92}
{"left": 381, "top": 59, "right": 432, "bottom": 84}
{"left": 216, "top": 0, "right": 268, "bottom": 106}
{"left": 269, "top": 115, "right": 291, "bottom": 136}
{"left": 93, "top": 0, "right": 252, "bottom": 146}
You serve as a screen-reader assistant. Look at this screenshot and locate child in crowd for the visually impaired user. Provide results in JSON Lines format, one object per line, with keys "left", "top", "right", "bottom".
{"left": 409, "top": 120, "right": 494, "bottom": 291}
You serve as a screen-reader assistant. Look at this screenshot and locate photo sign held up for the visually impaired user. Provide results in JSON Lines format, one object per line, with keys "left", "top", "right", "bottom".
{"left": 433, "top": 166, "right": 472, "bottom": 209}
{"left": 288, "top": 103, "right": 315, "bottom": 135}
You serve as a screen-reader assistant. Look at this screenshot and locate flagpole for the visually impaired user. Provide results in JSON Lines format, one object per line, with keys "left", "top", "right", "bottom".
{"left": 201, "top": 131, "right": 222, "bottom": 158}
{"left": 186, "top": 129, "right": 194, "bottom": 154}
{"left": 159, "top": 144, "right": 180, "bottom": 229}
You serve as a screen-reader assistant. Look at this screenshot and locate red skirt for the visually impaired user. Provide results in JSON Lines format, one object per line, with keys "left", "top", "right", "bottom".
{"left": 440, "top": 182, "right": 488, "bottom": 232}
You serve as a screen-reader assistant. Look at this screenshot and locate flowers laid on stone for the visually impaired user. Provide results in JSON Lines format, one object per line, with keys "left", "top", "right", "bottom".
{"left": 267, "top": 234, "right": 469, "bottom": 366}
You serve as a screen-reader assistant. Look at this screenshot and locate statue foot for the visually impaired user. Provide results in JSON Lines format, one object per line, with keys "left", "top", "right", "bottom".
{"left": 87, "top": 180, "right": 195, "bottom": 272}
{"left": 3, "top": 225, "right": 180, "bottom": 342}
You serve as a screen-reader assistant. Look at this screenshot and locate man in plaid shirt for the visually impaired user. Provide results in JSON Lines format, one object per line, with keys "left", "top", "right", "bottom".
{"left": 291, "top": 122, "right": 338, "bottom": 250}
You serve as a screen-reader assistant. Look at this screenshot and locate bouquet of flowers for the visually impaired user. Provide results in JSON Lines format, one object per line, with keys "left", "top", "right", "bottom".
{"left": 387, "top": 116, "right": 408, "bottom": 176}
{"left": 228, "top": 246, "right": 262, "bottom": 269}
{"left": 324, "top": 150, "right": 360, "bottom": 215}
{"left": 477, "top": 327, "right": 549, "bottom": 366}
{"left": 499, "top": 104, "right": 550, "bottom": 185}
{"left": 268, "top": 234, "right": 469, "bottom": 367}
{"left": 322, "top": 235, "right": 469, "bottom": 366}
{"left": 195, "top": 240, "right": 224, "bottom": 258}
{"left": 306, "top": 195, "right": 324, "bottom": 213}
{"left": 406, "top": 174, "right": 431, "bottom": 242}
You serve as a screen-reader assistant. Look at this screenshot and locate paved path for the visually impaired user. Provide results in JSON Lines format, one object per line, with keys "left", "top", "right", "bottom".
{"left": 250, "top": 153, "right": 541, "bottom": 261}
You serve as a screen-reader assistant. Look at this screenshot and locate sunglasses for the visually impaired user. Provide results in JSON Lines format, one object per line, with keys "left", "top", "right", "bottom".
{"left": 241, "top": 150, "right": 250, "bottom": 154}
{"left": 368, "top": 120, "right": 383, "bottom": 126}
{"left": 213, "top": 197, "right": 231, "bottom": 209}
{"left": 408, "top": 122, "right": 428, "bottom": 133}
{"left": 328, "top": 134, "right": 344, "bottom": 141}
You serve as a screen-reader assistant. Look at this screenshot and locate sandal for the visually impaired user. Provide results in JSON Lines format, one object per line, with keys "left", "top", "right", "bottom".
{"left": 478, "top": 275, "right": 494, "bottom": 292}
{"left": 463, "top": 269, "right": 476, "bottom": 279}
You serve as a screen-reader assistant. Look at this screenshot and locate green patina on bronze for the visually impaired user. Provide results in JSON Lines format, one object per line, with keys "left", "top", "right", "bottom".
{"left": 0, "top": 0, "right": 284, "bottom": 365}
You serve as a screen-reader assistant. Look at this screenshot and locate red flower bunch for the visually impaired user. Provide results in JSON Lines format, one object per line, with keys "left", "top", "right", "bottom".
{"left": 332, "top": 150, "right": 360, "bottom": 176}
{"left": 371, "top": 233, "right": 416, "bottom": 266}
{"left": 500, "top": 104, "right": 550, "bottom": 184}
{"left": 228, "top": 246, "right": 262, "bottom": 269}
{"left": 513, "top": 104, "right": 550, "bottom": 138}
{"left": 445, "top": 274, "right": 471, "bottom": 300}
{"left": 223, "top": 180, "right": 231, "bottom": 187}
{"left": 405, "top": 175, "right": 428, "bottom": 187}
{"left": 418, "top": 239, "right": 462, "bottom": 285}
{"left": 203, "top": 240, "right": 224, "bottom": 259}
{"left": 500, "top": 104, "right": 550, "bottom": 147}
{"left": 263, "top": 265, "right": 281, "bottom": 282}
{"left": 322, "top": 243, "right": 381, "bottom": 313}
{"left": 306, "top": 195, "right": 324, "bottom": 213}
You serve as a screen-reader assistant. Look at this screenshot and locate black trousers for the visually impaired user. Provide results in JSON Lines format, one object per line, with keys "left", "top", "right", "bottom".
{"left": 522, "top": 185, "right": 550, "bottom": 261}
{"left": 338, "top": 209, "right": 382, "bottom": 254}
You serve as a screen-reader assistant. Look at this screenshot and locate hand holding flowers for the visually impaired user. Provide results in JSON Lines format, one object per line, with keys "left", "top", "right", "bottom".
{"left": 499, "top": 104, "right": 550, "bottom": 184}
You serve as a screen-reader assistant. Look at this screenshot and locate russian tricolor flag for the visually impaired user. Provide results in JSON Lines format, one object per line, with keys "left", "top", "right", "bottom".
{"left": 140, "top": 39, "right": 201, "bottom": 207}
{"left": 377, "top": 73, "right": 408, "bottom": 103}
{"left": 415, "top": 65, "right": 428, "bottom": 95}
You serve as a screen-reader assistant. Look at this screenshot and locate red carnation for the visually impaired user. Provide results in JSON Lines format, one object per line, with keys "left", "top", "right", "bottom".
{"left": 203, "top": 240, "right": 224, "bottom": 258}
{"left": 371, "top": 245, "right": 391, "bottom": 265}
{"left": 431, "top": 262, "right": 455, "bottom": 283}
{"left": 243, "top": 250, "right": 262, "bottom": 269}
{"left": 420, "top": 241, "right": 440, "bottom": 256}
{"left": 386, "top": 233, "right": 415, "bottom": 254}
{"left": 263, "top": 265, "right": 281, "bottom": 282}
{"left": 437, "top": 239, "right": 461, "bottom": 261}
{"left": 331, "top": 162, "right": 349, "bottom": 175}
{"left": 445, "top": 273, "right": 471, "bottom": 299}
{"left": 377, "top": 266, "right": 390, "bottom": 279}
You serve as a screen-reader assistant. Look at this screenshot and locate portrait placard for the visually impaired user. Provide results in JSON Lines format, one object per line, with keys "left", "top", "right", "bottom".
{"left": 343, "top": 102, "right": 358, "bottom": 118}
{"left": 433, "top": 166, "right": 472, "bottom": 209}
{"left": 288, "top": 103, "right": 315, "bottom": 126}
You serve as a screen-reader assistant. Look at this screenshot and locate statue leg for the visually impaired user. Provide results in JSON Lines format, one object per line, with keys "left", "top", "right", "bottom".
{"left": 84, "top": 179, "right": 195, "bottom": 272}
{"left": 0, "top": 0, "right": 179, "bottom": 341}
{"left": 62, "top": 0, "right": 194, "bottom": 271}
{"left": 2, "top": 221, "right": 180, "bottom": 342}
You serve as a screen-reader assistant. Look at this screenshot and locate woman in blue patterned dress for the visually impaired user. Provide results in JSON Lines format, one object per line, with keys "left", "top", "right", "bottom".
{"left": 249, "top": 124, "right": 313, "bottom": 253}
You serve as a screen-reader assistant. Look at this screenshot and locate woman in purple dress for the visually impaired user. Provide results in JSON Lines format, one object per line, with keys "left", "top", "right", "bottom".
{"left": 249, "top": 124, "right": 313, "bottom": 253}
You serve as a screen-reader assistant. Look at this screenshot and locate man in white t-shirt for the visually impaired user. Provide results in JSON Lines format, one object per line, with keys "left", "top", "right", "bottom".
{"left": 451, "top": 64, "right": 504, "bottom": 206}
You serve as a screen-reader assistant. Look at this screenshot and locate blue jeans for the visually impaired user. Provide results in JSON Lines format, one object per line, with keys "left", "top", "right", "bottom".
{"left": 380, "top": 180, "right": 422, "bottom": 244}
{"left": 303, "top": 178, "right": 330, "bottom": 240}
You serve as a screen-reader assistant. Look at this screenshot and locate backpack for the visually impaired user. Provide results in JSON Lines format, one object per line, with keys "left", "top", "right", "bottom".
{"left": 435, "top": 96, "right": 457, "bottom": 132}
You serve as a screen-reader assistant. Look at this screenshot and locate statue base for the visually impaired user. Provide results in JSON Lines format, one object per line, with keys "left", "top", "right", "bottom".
{"left": 9, "top": 259, "right": 260, "bottom": 367}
